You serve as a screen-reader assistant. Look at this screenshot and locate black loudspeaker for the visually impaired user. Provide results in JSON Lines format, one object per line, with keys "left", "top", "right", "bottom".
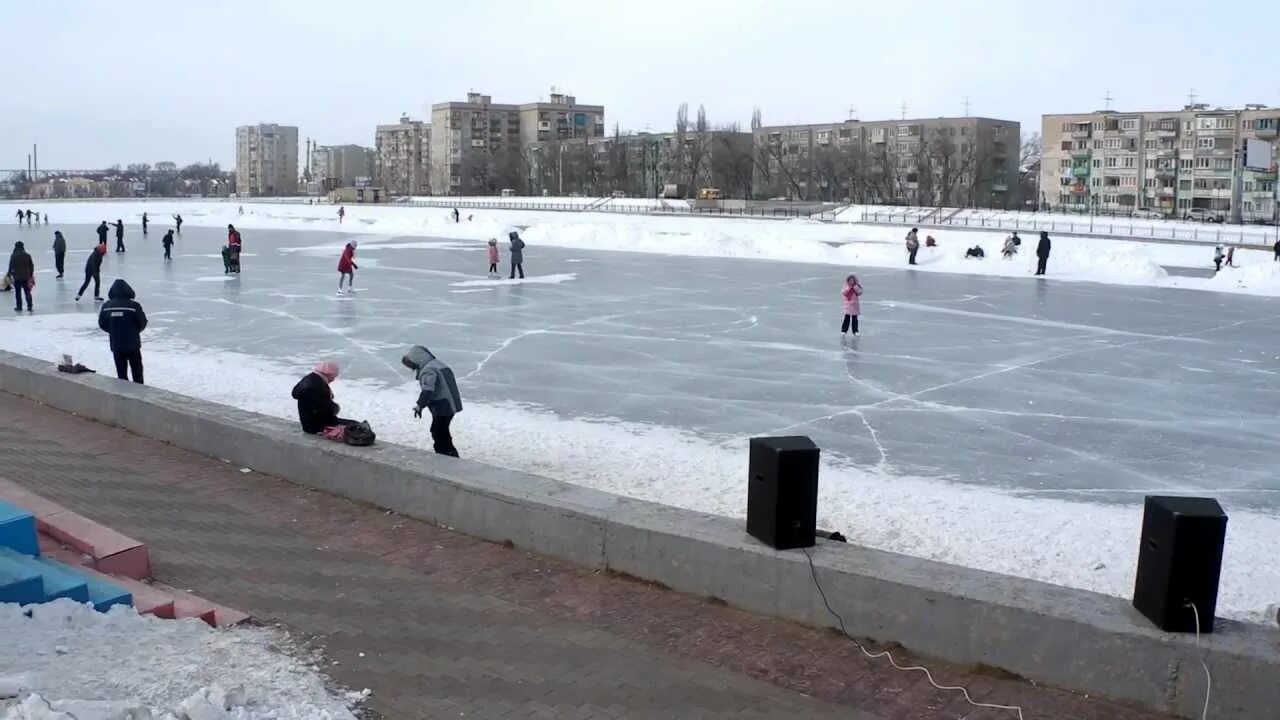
{"left": 747, "top": 436, "right": 819, "bottom": 550}
{"left": 1132, "top": 496, "right": 1228, "bottom": 633}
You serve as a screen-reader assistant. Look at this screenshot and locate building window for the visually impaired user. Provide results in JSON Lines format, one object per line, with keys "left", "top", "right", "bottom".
{"left": 1145, "top": 139, "right": 1158, "bottom": 149}
{"left": 1104, "top": 138, "right": 1122, "bottom": 149}
{"left": 1123, "top": 157, "right": 1136, "bottom": 168}
{"left": 1198, "top": 137, "right": 1215, "bottom": 149}
{"left": 1093, "top": 140, "right": 1103, "bottom": 149}
{"left": 1181, "top": 138, "right": 1194, "bottom": 150}
{"left": 1145, "top": 159, "right": 1158, "bottom": 169}
{"left": 1144, "top": 178, "right": 1156, "bottom": 188}
{"left": 1179, "top": 179, "right": 1192, "bottom": 190}
{"left": 1179, "top": 159, "right": 1193, "bottom": 170}
{"left": 1121, "top": 119, "right": 1138, "bottom": 130}
{"left": 1059, "top": 158, "right": 1071, "bottom": 169}
{"left": 1214, "top": 158, "right": 1232, "bottom": 170}
{"left": 1092, "top": 158, "right": 1102, "bottom": 168}
{"left": 1196, "top": 157, "right": 1211, "bottom": 169}
{"left": 1122, "top": 176, "right": 1137, "bottom": 187}
{"left": 1218, "top": 117, "right": 1234, "bottom": 129}
{"left": 1061, "top": 141, "right": 1072, "bottom": 151}
{"left": 1075, "top": 141, "right": 1087, "bottom": 150}
{"left": 1093, "top": 122, "right": 1105, "bottom": 131}
{"left": 1259, "top": 118, "right": 1275, "bottom": 130}
{"left": 1244, "top": 120, "right": 1255, "bottom": 130}
{"left": 1178, "top": 198, "right": 1191, "bottom": 209}
{"left": 1092, "top": 177, "right": 1102, "bottom": 187}
{"left": 1106, "top": 157, "right": 1118, "bottom": 168}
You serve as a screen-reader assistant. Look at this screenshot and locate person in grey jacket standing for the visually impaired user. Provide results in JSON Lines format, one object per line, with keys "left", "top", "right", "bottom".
{"left": 402, "top": 345, "right": 463, "bottom": 457}
{"left": 52, "top": 231, "right": 66, "bottom": 278}
{"left": 508, "top": 231, "right": 526, "bottom": 279}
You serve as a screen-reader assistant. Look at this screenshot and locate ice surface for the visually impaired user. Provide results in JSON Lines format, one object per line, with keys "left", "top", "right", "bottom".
{"left": 1, "top": 220, "right": 1278, "bottom": 622}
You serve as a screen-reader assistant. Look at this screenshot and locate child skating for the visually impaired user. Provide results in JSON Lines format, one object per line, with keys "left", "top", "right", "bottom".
{"left": 487, "top": 239, "right": 499, "bottom": 278}
{"left": 337, "top": 241, "right": 358, "bottom": 294}
{"left": 841, "top": 274, "right": 863, "bottom": 337}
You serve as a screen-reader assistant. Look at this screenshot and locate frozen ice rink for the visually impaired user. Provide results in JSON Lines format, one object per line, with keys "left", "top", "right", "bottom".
{"left": 3, "top": 220, "right": 1278, "bottom": 620}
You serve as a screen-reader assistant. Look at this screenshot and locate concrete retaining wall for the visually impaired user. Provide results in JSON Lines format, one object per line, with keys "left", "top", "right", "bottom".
{"left": 0, "top": 349, "right": 1275, "bottom": 719}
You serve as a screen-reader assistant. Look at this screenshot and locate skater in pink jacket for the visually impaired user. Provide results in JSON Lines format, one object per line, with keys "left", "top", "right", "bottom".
{"left": 841, "top": 274, "right": 863, "bottom": 336}
{"left": 486, "top": 239, "right": 500, "bottom": 278}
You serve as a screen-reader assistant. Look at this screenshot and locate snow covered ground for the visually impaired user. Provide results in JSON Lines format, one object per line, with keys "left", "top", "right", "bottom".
{"left": 0, "top": 218, "right": 1276, "bottom": 624}
{"left": 0, "top": 600, "right": 363, "bottom": 719}
{"left": 8, "top": 198, "right": 1280, "bottom": 296}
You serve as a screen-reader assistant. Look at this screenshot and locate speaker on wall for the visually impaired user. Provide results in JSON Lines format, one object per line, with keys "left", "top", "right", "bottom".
{"left": 746, "top": 436, "right": 819, "bottom": 550}
{"left": 1132, "top": 495, "right": 1227, "bottom": 633}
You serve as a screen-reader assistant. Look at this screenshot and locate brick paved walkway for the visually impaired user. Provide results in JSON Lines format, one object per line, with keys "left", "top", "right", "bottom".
{"left": 0, "top": 392, "right": 1173, "bottom": 720}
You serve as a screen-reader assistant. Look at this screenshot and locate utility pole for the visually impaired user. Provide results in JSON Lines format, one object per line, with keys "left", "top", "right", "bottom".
{"left": 1104, "top": 91, "right": 1113, "bottom": 111}
{"left": 900, "top": 102, "right": 908, "bottom": 120}
{"left": 963, "top": 97, "right": 971, "bottom": 116}
{"left": 32, "top": 144, "right": 37, "bottom": 183}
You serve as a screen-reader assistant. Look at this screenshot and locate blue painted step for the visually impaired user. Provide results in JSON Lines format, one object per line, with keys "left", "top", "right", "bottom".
{"left": 0, "top": 547, "right": 88, "bottom": 604}
{"left": 44, "top": 558, "right": 131, "bottom": 612}
{"left": 0, "top": 500, "right": 38, "bottom": 556}
{"left": 0, "top": 554, "right": 43, "bottom": 605}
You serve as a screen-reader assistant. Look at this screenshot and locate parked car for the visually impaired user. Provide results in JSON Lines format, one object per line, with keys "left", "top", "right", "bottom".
{"left": 1134, "top": 207, "right": 1164, "bottom": 219}
{"left": 1184, "top": 208, "right": 1225, "bottom": 223}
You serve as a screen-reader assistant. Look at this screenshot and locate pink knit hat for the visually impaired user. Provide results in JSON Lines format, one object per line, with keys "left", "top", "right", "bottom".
{"left": 312, "top": 361, "right": 339, "bottom": 383}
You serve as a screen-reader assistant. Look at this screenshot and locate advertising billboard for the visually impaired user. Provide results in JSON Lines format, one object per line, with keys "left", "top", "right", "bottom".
{"left": 1243, "top": 138, "right": 1273, "bottom": 172}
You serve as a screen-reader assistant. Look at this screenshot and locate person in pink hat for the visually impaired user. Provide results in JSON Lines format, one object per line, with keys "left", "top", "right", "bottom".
{"left": 291, "top": 361, "right": 354, "bottom": 434}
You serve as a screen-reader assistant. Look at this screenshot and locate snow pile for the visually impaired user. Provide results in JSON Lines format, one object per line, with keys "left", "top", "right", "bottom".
{"left": 2, "top": 315, "right": 1277, "bottom": 624}
{"left": 0, "top": 600, "right": 362, "bottom": 720}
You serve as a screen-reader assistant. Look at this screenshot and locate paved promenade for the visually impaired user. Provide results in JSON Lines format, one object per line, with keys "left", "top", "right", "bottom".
{"left": 0, "top": 391, "right": 1171, "bottom": 719}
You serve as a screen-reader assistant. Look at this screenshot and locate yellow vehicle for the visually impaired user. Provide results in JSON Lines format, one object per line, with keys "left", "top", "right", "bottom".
{"left": 697, "top": 187, "right": 722, "bottom": 200}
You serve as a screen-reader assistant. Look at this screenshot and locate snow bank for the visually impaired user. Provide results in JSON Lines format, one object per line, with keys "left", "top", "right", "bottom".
{"left": 2, "top": 314, "right": 1276, "bottom": 624}
{"left": 9, "top": 199, "right": 1280, "bottom": 295}
{"left": 0, "top": 600, "right": 362, "bottom": 720}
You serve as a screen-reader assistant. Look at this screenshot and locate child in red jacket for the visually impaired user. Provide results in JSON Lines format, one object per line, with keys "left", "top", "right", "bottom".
{"left": 487, "top": 239, "right": 499, "bottom": 278}
{"left": 337, "top": 241, "right": 358, "bottom": 294}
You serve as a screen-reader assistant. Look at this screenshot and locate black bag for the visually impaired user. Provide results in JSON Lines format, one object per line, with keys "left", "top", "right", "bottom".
{"left": 344, "top": 421, "right": 376, "bottom": 446}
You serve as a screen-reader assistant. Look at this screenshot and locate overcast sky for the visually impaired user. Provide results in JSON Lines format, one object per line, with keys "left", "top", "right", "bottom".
{"left": 3, "top": 0, "right": 1275, "bottom": 169}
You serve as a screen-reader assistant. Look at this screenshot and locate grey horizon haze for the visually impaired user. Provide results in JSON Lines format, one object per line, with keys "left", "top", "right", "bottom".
{"left": 2, "top": 0, "right": 1275, "bottom": 169}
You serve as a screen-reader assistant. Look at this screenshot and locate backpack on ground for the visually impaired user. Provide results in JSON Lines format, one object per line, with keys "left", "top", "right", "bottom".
{"left": 343, "top": 421, "right": 376, "bottom": 446}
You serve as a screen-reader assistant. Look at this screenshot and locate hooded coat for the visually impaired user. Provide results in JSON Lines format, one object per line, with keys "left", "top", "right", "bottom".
{"left": 52, "top": 232, "right": 67, "bottom": 254}
{"left": 402, "top": 346, "right": 462, "bottom": 418}
{"left": 508, "top": 232, "right": 525, "bottom": 264}
{"left": 96, "top": 222, "right": 110, "bottom": 244}
{"left": 1036, "top": 232, "right": 1051, "bottom": 259}
{"left": 97, "top": 279, "right": 147, "bottom": 353}
{"left": 291, "top": 372, "right": 341, "bottom": 434}
{"left": 7, "top": 243, "right": 33, "bottom": 282}
{"left": 841, "top": 278, "right": 862, "bottom": 315}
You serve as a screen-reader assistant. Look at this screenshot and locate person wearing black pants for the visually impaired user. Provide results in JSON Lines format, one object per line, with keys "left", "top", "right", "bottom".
{"left": 76, "top": 245, "right": 106, "bottom": 301}
{"left": 403, "top": 345, "right": 463, "bottom": 458}
{"left": 112, "top": 219, "right": 125, "bottom": 252}
{"left": 429, "top": 414, "right": 457, "bottom": 457}
{"left": 8, "top": 241, "right": 34, "bottom": 312}
{"left": 98, "top": 279, "right": 148, "bottom": 384}
{"left": 1035, "top": 231, "right": 1051, "bottom": 276}
{"left": 508, "top": 231, "right": 526, "bottom": 280}
{"left": 1273, "top": 239, "right": 1279, "bottom": 261}
{"left": 52, "top": 231, "right": 66, "bottom": 278}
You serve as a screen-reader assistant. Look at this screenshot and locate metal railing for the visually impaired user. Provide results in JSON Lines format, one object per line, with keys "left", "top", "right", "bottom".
{"left": 859, "top": 210, "right": 1279, "bottom": 247}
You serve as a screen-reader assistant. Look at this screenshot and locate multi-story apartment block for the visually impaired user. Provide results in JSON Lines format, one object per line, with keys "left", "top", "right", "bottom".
{"left": 430, "top": 91, "right": 604, "bottom": 195}
{"left": 310, "top": 144, "right": 375, "bottom": 191}
{"left": 375, "top": 115, "right": 431, "bottom": 196}
{"left": 1041, "top": 104, "right": 1280, "bottom": 220}
{"left": 235, "top": 124, "right": 299, "bottom": 197}
{"left": 753, "top": 116, "right": 1020, "bottom": 206}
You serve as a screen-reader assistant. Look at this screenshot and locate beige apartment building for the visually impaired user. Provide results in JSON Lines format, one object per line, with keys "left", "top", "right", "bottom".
{"left": 1041, "top": 104, "right": 1279, "bottom": 220}
{"left": 430, "top": 91, "right": 604, "bottom": 195}
{"left": 235, "top": 124, "right": 299, "bottom": 196}
{"left": 753, "top": 116, "right": 1020, "bottom": 206}
{"left": 375, "top": 115, "right": 431, "bottom": 196}
{"left": 311, "top": 144, "right": 375, "bottom": 191}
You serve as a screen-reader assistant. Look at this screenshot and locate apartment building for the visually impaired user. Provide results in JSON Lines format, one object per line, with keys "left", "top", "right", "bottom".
{"left": 310, "top": 144, "right": 375, "bottom": 191}
{"left": 235, "top": 124, "right": 299, "bottom": 196}
{"left": 429, "top": 91, "right": 604, "bottom": 195}
{"left": 753, "top": 116, "right": 1020, "bottom": 206}
{"left": 1041, "top": 104, "right": 1280, "bottom": 220}
{"left": 375, "top": 115, "right": 431, "bottom": 196}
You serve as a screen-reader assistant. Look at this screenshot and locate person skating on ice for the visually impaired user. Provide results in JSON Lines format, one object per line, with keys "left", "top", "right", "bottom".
{"left": 487, "top": 239, "right": 499, "bottom": 278}
{"left": 1214, "top": 245, "right": 1225, "bottom": 273}
{"left": 337, "top": 241, "right": 358, "bottom": 294}
{"left": 8, "top": 241, "right": 34, "bottom": 313}
{"left": 508, "top": 231, "right": 525, "bottom": 279}
{"left": 111, "top": 218, "right": 125, "bottom": 252}
{"left": 337, "top": 206, "right": 345, "bottom": 223}
{"left": 52, "top": 230, "right": 66, "bottom": 278}
{"left": 226, "top": 224, "right": 242, "bottom": 273}
{"left": 1035, "top": 231, "right": 1051, "bottom": 276}
{"left": 172, "top": 214, "right": 183, "bottom": 234}
{"left": 76, "top": 244, "right": 107, "bottom": 302}
{"left": 403, "top": 345, "right": 462, "bottom": 457}
{"left": 905, "top": 227, "right": 920, "bottom": 266}
{"left": 840, "top": 274, "right": 862, "bottom": 337}
{"left": 96, "top": 220, "right": 110, "bottom": 246}
{"left": 162, "top": 229, "right": 175, "bottom": 261}
{"left": 141, "top": 212, "right": 149, "bottom": 236}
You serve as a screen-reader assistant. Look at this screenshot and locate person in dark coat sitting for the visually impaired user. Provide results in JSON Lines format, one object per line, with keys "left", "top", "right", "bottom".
{"left": 291, "top": 361, "right": 353, "bottom": 434}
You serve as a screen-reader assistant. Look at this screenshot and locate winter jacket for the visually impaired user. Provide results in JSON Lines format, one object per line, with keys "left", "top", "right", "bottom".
{"left": 85, "top": 246, "right": 105, "bottom": 275}
{"left": 161, "top": 231, "right": 174, "bottom": 247}
{"left": 487, "top": 244, "right": 499, "bottom": 264}
{"left": 291, "top": 371, "right": 341, "bottom": 434}
{"left": 905, "top": 230, "right": 919, "bottom": 251}
{"left": 403, "top": 345, "right": 462, "bottom": 418}
{"left": 1036, "top": 232, "right": 1051, "bottom": 259}
{"left": 52, "top": 232, "right": 66, "bottom": 254}
{"left": 7, "top": 245, "right": 34, "bottom": 282}
{"left": 228, "top": 229, "right": 242, "bottom": 248}
{"left": 337, "top": 244, "right": 357, "bottom": 273}
{"left": 509, "top": 233, "right": 525, "bottom": 264}
{"left": 841, "top": 281, "right": 862, "bottom": 315}
{"left": 113, "top": 222, "right": 124, "bottom": 239}
{"left": 96, "top": 223, "right": 109, "bottom": 243}
{"left": 97, "top": 279, "right": 147, "bottom": 354}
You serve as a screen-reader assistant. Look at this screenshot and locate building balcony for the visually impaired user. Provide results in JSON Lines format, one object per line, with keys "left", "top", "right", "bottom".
{"left": 1254, "top": 126, "right": 1277, "bottom": 138}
